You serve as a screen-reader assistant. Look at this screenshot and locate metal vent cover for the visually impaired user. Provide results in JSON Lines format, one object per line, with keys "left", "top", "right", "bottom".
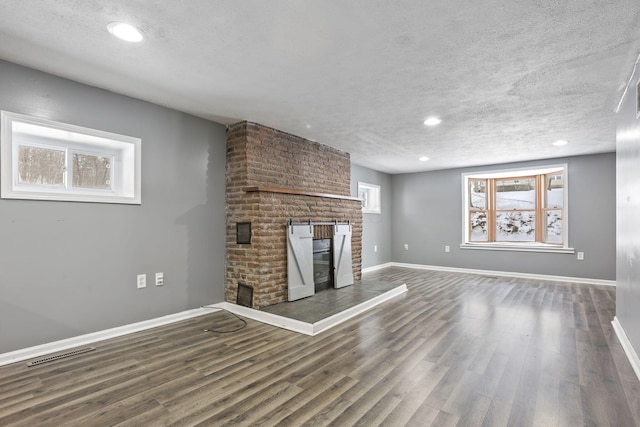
{"left": 27, "top": 347, "right": 96, "bottom": 367}
{"left": 236, "top": 283, "right": 253, "bottom": 307}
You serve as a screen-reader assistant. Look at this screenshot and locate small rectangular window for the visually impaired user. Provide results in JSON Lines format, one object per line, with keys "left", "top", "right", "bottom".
{"left": 358, "top": 182, "right": 381, "bottom": 214}
{"left": 1, "top": 111, "right": 141, "bottom": 204}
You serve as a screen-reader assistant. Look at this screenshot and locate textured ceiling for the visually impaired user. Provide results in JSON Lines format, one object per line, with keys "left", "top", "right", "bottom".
{"left": 1, "top": 1, "right": 639, "bottom": 173}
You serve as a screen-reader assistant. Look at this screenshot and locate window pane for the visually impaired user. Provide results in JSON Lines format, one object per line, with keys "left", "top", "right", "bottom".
{"left": 469, "top": 179, "right": 486, "bottom": 210}
{"left": 545, "top": 210, "right": 563, "bottom": 243}
{"left": 17, "top": 145, "right": 65, "bottom": 186}
{"left": 358, "top": 182, "right": 381, "bottom": 213}
{"left": 470, "top": 211, "right": 488, "bottom": 241}
{"left": 72, "top": 153, "right": 112, "bottom": 190}
{"left": 496, "top": 177, "right": 536, "bottom": 209}
{"left": 496, "top": 211, "right": 535, "bottom": 241}
{"left": 546, "top": 174, "right": 563, "bottom": 208}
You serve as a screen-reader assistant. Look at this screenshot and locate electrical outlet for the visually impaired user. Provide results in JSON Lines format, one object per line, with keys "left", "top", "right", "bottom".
{"left": 137, "top": 274, "right": 146, "bottom": 289}
{"left": 155, "top": 272, "right": 164, "bottom": 286}
{"left": 404, "top": 244, "right": 409, "bottom": 251}
{"left": 445, "top": 245, "right": 450, "bottom": 253}
{"left": 374, "top": 245, "right": 378, "bottom": 252}
{"left": 577, "top": 252, "right": 584, "bottom": 261}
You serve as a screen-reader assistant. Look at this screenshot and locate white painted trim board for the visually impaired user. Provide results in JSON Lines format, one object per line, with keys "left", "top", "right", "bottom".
{"left": 386, "top": 262, "right": 615, "bottom": 287}
{"left": 612, "top": 316, "right": 640, "bottom": 383}
{"left": 213, "top": 283, "right": 408, "bottom": 336}
{"left": 361, "top": 263, "right": 393, "bottom": 273}
{"left": 1, "top": 283, "right": 408, "bottom": 367}
{"left": 0, "top": 306, "right": 219, "bottom": 367}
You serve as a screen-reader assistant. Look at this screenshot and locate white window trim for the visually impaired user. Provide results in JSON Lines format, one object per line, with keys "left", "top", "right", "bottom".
{"left": 460, "top": 164, "right": 574, "bottom": 254}
{"left": 1, "top": 111, "right": 141, "bottom": 204}
{"left": 358, "top": 181, "right": 381, "bottom": 214}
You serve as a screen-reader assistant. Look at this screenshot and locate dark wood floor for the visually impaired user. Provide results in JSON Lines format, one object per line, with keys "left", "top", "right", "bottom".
{"left": 1, "top": 267, "right": 639, "bottom": 426}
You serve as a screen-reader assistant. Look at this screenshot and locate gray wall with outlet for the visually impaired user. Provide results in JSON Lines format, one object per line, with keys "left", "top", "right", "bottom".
{"left": 351, "top": 164, "right": 392, "bottom": 268}
{"left": 389, "top": 153, "right": 616, "bottom": 280}
{"left": 0, "top": 60, "right": 227, "bottom": 354}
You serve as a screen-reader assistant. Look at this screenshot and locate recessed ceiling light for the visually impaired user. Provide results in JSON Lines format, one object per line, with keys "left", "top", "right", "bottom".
{"left": 107, "top": 22, "right": 144, "bottom": 42}
{"left": 419, "top": 156, "right": 430, "bottom": 162}
{"left": 424, "top": 117, "right": 441, "bottom": 126}
{"left": 553, "top": 139, "right": 569, "bottom": 146}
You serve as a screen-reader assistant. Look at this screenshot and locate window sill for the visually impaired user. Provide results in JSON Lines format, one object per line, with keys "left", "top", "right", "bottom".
{"left": 460, "top": 243, "right": 575, "bottom": 254}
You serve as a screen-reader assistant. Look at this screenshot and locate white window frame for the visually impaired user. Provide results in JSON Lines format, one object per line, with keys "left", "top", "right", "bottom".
{"left": 358, "top": 181, "right": 381, "bottom": 214}
{"left": 460, "top": 164, "right": 574, "bottom": 254}
{"left": 1, "top": 111, "right": 141, "bottom": 204}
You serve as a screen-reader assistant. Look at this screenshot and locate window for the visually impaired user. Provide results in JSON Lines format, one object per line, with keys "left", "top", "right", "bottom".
{"left": 358, "top": 182, "right": 381, "bottom": 214}
{"left": 1, "top": 111, "right": 141, "bottom": 204}
{"left": 462, "top": 165, "right": 572, "bottom": 253}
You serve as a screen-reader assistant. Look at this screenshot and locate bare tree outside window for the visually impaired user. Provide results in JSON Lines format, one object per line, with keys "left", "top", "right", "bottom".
{"left": 17, "top": 145, "right": 65, "bottom": 186}
{"left": 72, "top": 153, "right": 112, "bottom": 190}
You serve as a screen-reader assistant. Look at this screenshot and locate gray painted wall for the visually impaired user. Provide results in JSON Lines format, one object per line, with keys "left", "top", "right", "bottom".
{"left": 351, "top": 164, "right": 392, "bottom": 268}
{"left": 390, "top": 154, "right": 616, "bottom": 280}
{"left": 616, "top": 64, "right": 640, "bottom": 359}
{"left": 0, "top": 60, "right": 227, "bottom": 354}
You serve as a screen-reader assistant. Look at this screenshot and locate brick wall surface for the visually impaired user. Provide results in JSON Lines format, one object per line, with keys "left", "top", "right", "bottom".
{"left": 225, "top": 121, "right": 362, "bottom": 308}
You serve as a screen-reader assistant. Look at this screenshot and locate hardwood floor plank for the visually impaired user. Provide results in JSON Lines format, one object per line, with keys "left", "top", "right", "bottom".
{"left": 558, "top": 380, "right": 584, "bottom": 426}
{"left": 429, "top": 410, "right": 460, "bottom": 426}
{"left": 197, "top": 380, "right": 303, "bottom": 426}
{"left": 380, "top": 362, "right": 448, "bottom": 426}
{"left": 440, "top": 369, "right": 486, "bottom": 418}
{"left": 253, "top": 370, "right": 350, "bottom": 425}
{"left": 275, "top": 376, "right": 357, "bottom": 426}
{"left": 532, "top": 372, "right": 560, "bottom": 427}
{"left": 0, "top": 267, "right": 636, "bottom": 426}
{"left": 454, "top": 393, "right": 492, "bottom": 427}
{"left": 481, "top": 397, "right": 512, "bottom": 427}
{"left": 403, "top": 402, "right": 440, "bottom": 426}
{"left": 68, "top": 394, "right": 165, "bottom": 427}
{"left": 352, "top": 393, "right": 401, "bottom": 426}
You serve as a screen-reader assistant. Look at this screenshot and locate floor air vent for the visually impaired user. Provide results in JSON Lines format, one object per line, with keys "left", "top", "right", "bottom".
{"left": 27, "top": 347, "right": 96, "bottom": 367}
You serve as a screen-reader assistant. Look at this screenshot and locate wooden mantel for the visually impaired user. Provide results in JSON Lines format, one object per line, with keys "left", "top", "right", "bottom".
{"left": 244, "top": 186, "right": 362, "bottom": 202}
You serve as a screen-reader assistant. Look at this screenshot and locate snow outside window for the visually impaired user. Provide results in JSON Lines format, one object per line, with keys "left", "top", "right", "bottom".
{"left": 1, "top": 111, "right": 141, "bottom": 204}
{"left": 461, "top": 165, "right": 573, "bottom": 253}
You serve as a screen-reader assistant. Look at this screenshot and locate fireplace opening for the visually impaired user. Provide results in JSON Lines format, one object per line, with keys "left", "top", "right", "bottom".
{"left": 287, "top": 221, "right": 354, "bottom": 302}
{"left": 313, "top": 238, "right": 333, "bottom": 292}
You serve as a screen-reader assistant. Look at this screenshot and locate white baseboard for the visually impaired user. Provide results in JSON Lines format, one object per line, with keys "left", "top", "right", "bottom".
{"left": 389, "top": 262, "right": 615, "bottom": 287}
{"left": 612, "top": 316, "right": 640, "bottom": 383}
{"left": 361, "top": 263, "right": 393, "bottom": 274}
{"left": 1, "top": 282, "right": 408, "bottom": 367}
{"left": 311, "top": 284, "right": 407, "bottom": 334}
{"left": 215, "top": 283, "right": 408, "bottom": 336}
{"left": 207, "top": 302, "right": 314, "bottom": 335}
{"left": 0, "top": 306, "right": 221, "bottom": 367}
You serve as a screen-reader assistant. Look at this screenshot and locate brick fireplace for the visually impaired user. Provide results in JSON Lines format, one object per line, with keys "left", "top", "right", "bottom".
{"left": 225, "top": 121, "right": 362, "bottom": 308}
